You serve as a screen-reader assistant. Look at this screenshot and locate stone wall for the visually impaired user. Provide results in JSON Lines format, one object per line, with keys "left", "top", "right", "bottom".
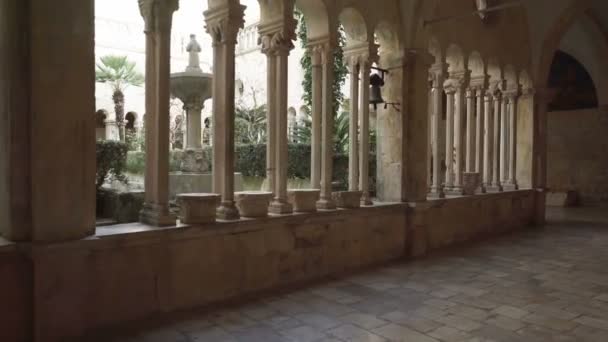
{"left": 0, "top": 190, "right": 537, "bottom": 341}
{"left": 547, "top": 108, "right": 608, "bottom": 202}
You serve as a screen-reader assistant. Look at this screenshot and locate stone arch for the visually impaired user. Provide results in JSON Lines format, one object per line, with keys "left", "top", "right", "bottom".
{"left": 547, "top": 50, "right": 598, "bottom": 111}
{"left": 468, "top": 51, "right": 485, "bottom": 77}
{"left": 374, "top": 20, "right": 402, "bottom": 54}
{"left": 295, "top": 0, "right": 334, "bottom": 41}
{"left": 446, "top": 44, "right": 464, "bottom": 74}
{"left": 338, "top": 7, "right": 369, "bottom": 44}
{"left": 535, "top": 0, "right": 592, "bottom": 86}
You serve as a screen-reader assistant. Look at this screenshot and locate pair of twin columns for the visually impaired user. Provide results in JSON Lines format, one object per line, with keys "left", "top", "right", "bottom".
{"left": 429, "top": 64, "right": 519, "bottom": 198}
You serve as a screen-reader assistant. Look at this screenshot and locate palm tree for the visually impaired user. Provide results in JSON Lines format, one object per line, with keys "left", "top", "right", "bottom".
{"left": 235, "top": 86, "right": 267, "bottom": 144}
{"left": 96, "top": 55, "right": 144, "bottom": 141}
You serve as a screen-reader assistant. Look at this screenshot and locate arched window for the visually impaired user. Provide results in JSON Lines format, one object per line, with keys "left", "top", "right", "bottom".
{"left": 548, "top": 50, "right": 598, "bottom": 111}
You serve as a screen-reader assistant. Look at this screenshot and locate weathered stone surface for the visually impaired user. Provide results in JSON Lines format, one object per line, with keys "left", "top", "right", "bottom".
{"left": 463, "top": 172, "right": 481, "bottom": 196}
{"left": 176, "top": 193, "right": 220, "bottom": 224}
{"left": 546, "top": 191, "right": 578, "bottom": 207}
{"left": 332, "top": 191, "right": 363, "bottom": 209}
{"left": 288, "top": 189, "right": 320, "bottom": 213}
{"left": 235, "top": 191, "right": 273, "bottom": 218}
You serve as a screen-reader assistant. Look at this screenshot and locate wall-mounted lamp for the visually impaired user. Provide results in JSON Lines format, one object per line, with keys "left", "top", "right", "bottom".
{"left": 369, "top": 66, "right": 401, "bottom": 112}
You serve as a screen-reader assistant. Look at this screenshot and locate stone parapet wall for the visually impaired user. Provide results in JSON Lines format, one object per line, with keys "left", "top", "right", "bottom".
{"left": 0, "top": 191, "right": 537, "bottom": 341}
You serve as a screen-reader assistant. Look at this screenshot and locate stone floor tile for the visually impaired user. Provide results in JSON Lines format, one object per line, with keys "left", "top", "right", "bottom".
{"left": 434, "top": 314, "right": 483, "bottom": 332}
{"left": 447, "top": 305, "right": 490, "bottom": 321}
{"left": 280, "top": 325, "right": 328, "bottom": 342}
{"left": 294, "top": 313, "right": 343, "bottom": 331}
{"left": 339, "top": 312, "right": 388, "bottom": 330}
{"left": 231, "top": 324, "right": 288, "bottom": 342}
{"left": 428, "top": 326, "right": 471, "bottom": 342}
{"left": 262, "top": 315, "right": 304, "bottom": 331}
{"left": 373, "top": 323, "right": 440, "bottom": 342}
{"left": 521, "top": 313, "right": 578, "bottom": 332}
{"left": 484, "top": 315, "right": 526, "bottom": 331}
{"left": 327, "top": 324, "right": 386, "bottom": 341}
{"left": 491, "top": 306, "right": 528, "bottom": 320}
{"left": 380, "top": 311, "right": 443, "bottom": 333}
{"left": 574, "top": 315, "right": 608, "bottom": 331}
{"left": 187, "top": 326, "right": 236, "bottom": 342}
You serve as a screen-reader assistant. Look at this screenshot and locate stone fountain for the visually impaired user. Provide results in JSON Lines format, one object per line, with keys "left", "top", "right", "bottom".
{"left": 169, "top": 35, "right": 242, "bottom": 197}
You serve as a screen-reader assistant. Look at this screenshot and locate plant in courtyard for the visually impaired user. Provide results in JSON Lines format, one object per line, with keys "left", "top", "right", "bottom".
{"left": 236, "top": 86, "right": 267, "bottom": 144}
{"left": 96, "top": 55, "right": 144, "bottom": 141}
{"left": 96, "top": 140, "right": 129, "bottom": 191}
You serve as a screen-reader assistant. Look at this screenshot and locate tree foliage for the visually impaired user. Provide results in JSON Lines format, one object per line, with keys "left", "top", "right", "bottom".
{"left": 95, "top": 55, "right": 144, "bottom": 93}
{"left": 235, "top": 86, "right": 267, "bottom": 144}
{"left": 294, "top": 10, "right": 349, "bottom": 153}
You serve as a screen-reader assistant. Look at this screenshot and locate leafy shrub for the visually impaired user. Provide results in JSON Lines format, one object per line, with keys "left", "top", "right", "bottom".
{"left": 96, "top": 140, "right": 128, "bottom": 190}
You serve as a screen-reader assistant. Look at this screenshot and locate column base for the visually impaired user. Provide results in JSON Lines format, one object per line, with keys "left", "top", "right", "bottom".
{"left": 445, "top": 186, "right": 465, "bottom": 196}
{"left": 476, "top": 185, "right": 487, "bottom": 194}
{"left": 503, "top": 182, "right": 519, "bottom": 191}
{"left": 269, "top": 200, "right": 293, "bottom": 215}
{"left": 486, "top": 184, "right": 504, "bottom": 193}
{"left": 332, "top": 191, "right": 362, "bottom": 209}
{"left": 428, "top": 186, "right": 445, "bottom": 199}
{"left": 139, "top": 203, "right": 176, "bottom": 226}
{"left": 361, "top": 192, "right": 374, "bottom": 206}
{"left": 217, "top": 201, "right": 240, "bottom": 220}
{"left": 316, "top": 197, "right": 336, "bottom": 210}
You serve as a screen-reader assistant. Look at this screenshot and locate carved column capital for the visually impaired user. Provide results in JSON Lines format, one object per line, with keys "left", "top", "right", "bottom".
{"left": 204, "top": 3, "right": 246, "bottom": 45}
{"left": 448, "top": 69, "right": 471, "bottom": 90}
{"left": 344, "top": 42, "right": 379, "bottom": 69}
{"left": 444, "top": 77, "right": 465, "bottom": 94}
{"left": 307, "top": 37, "right": 335, "bottom": 66}
{"left": 139, "top": 0, "right": 179, "bottom": 34}
{"left": 259, "top": 18, "right": 297, "bottom": 56}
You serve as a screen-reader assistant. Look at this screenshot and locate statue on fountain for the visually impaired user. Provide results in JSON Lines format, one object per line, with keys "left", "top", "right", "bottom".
{"left": 186, "top": 34, "right": 202, "bottom": 73}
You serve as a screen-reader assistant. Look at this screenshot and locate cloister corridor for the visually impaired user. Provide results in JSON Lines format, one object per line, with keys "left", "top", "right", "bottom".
{"left": 84, "top": 206, "right": 608, "bottom": 342}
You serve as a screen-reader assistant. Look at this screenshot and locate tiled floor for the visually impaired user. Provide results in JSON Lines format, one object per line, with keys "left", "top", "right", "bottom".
{"left": 98, "top": 207, "right": 608, "bottom": 341}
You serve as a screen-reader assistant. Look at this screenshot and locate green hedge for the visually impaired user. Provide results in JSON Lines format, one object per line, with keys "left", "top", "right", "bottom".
{"left": 126, "top": 143, "right": 376, "bottom": 192}
{"left": 96, "top": 140, "right": 128, "bottom": 190}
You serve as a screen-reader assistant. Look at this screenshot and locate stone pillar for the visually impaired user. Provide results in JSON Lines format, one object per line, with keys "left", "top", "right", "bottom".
{"left": 316, "top": 40, "right": 336, "bottom": 210}
{"left": 309, "top": 45, "right": 323, "bottom": 190}
{"left": 505, "top": 91, "right": 519, "bottom": 190}
{"left": 185, "top": 100, "right": 204, "bottom": 149}
{"left": 268, "top": 27, "right": 296, "bottom": 214}
{"left": 465, "top": 88, "right": 475, "bottom": 172}
{"left": 261, "top": 36, "right": 277, "bottom": 195}
{"left": 205, "top": 3, "right": 245, "bottom": 220}
{"left": 443, "top": 84, "right": 456, "bottom": 192}
{"left": 1, "top": 0, "right": 96, "bottom": 241}
{"left": 348, "top": 56, "right": 360, "bottom": 191}
{"left": 104, "top": 118, "right": 120, "bottom": 141}
{"left": 500, "top": 95, "right": 509, "bottom": 186}
{"left": 404, "top": 50, "right": 435, "bottom": 202}
{"left": 359, "top": 60, "right": 373, "bottom": 205}
{"left": 474, "top": 86, "right": 485, "bottom": 173}
{"left": 429, "top": 63, "right": 447, "bottom": 198}
{"left": 489, "top": 89, "right": 503, "bottom": 192}
{"left": 139, "top": 0, "right": 179, "bottom": 226}
{"left": 451, "top": 74, "right": 468, "bottom": 195}
{"left": 482, "top": 93, "right": 493, "bottom": 191}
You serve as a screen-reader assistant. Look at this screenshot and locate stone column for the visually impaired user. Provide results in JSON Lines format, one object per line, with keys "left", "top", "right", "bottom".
{"left": 185, "top": 99, "right": 204, "bottom": 149}
{"left": 489, "top": 89, "right": 503, "bottom": 192}
{"left": 139, "top": 0, "right": 179, "bottom": 226}
{"left": 309, "top": 45, "right": 323, "bottom": 190}
{"left": 505, "top": 91, "right": 519, "bottom": 190}
{"left": 205, "top": 3, "right": 245, "bottom": 220}
{"left": 317, "top": 40, "right": 336, "bottom": 210}
{"left": 269, "top": 29, "right": 296, "bottom": 214}
{"left": 261, "top": 39, "right": 277, "bottom": 195}
{"left": 429, "top": 63, "right": 447, "bottom": 198}
{"left": 474, "top": 87, "right": 485, "bottom": 174}
{"left": 482, "top": 93, "right": 493, "bottom": 191}
{"left": 404, "top": 50, "right": 434, "bottom": 202}
{"left": 359, "top": 59, "right": 373, "bottom": 205}
{"left": 443, "top": 83, "right": 456, "bottom": 192}
{"left": 500, "top": 95, "right": 509, "bottom": 186}
{"left": 348, "top": 56, "right": 360, "bottom": 191}
{"left": 465, "top": 88, "right": 475, "bottom": 172}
